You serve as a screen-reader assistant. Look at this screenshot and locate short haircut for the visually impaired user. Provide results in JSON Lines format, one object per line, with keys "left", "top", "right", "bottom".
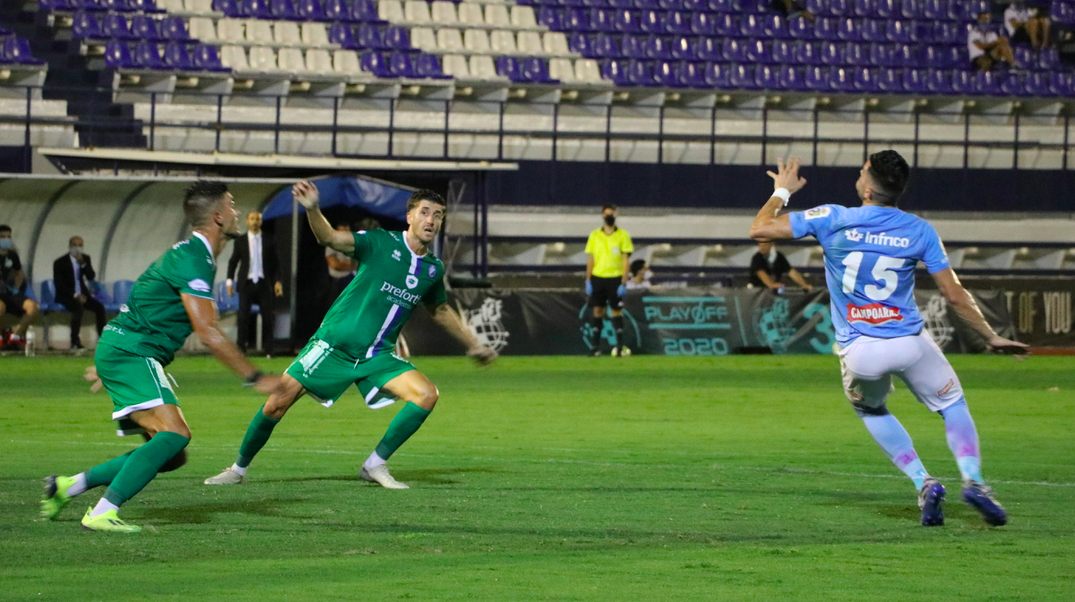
{"left": 629, "top": 258, "right": 646, "bottom": 275}
{"left": 184, "top": 180, "right": 229, "bottom": 227}
{"left": 406, "top": 189, "right": 447, "bottom": 213}
{"left": 0, "top": 224, "right": 10, "bottom": 234}
{"left": 602, "top": 203, "right": 618, "bottom": 213}
{"left": 69, "top": 236, "right": 82, "bottom": 245}
{"left": 867, "top": 150, "right": 910, "bottom": 206}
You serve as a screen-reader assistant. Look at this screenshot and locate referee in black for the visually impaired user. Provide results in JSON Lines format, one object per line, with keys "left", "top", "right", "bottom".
{"left": 584, "top": 204, "right": 634, "bottom": 356}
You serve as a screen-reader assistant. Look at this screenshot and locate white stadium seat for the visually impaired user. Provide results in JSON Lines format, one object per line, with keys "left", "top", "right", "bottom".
{"left": 278, "top": 47, "right": 307, "bottom": 73}
{"left": 575, "top": 59, "right": 603, "bottom": 83}
{"left": 485, "top": 4, "right": 511, "bottom": 27}
{"left": 185, "top": 0, "right": 213, "bottom": 11}
{"left": 220, "top": 45, "right": 250, "bottom": 71}
{"left": 159, "top": 0, "right": 184, "bottom": 12}
{"left": 333, "top": 49, "right": 361, "bottom": 74}
{"left": 301, "top": 23, "right": 329, "bottom": 46}
{"left": 469, "top": 55, "right": 499, "bottom": 80}
{"left": 245, "top": 19, "right": 275, "bottom": 44}
{"left": 379, "top": 0, "right": 405, "bottom": 22}
{"left": 411, "top": 27, "right": 437, "bottom": 52}
{"left": 306, "top": 49, "right": 334, "bottom": 74}
{"left": 187, "top": 17, "right": 218, "bottom": 43}
{"left": 431, "top": 1, "right": 458, "bottom": 24}
{"left": 458, "top": 3, "right": 484, "bottom": 25}
{"left": 248, "top": 46, "right": 282, "bottom": 72}
{"left": 543, "top": 32, "right": 569, "bottom": 55}
{"left": 516, "top": 31, "right": 543, "bottom": 54}
{"left": 441, "top": 54, "right": 469, "bottom": 78}
{"left": 510, "top": 6, "right": 537, "bottom": 28}
{"left": 274, "top": 21, "right": 302, "bottom": 46}
{"left": 217, "top": 19, "right": 246, "bottom": 43}
{"left": 403, "top": 0, "right": 431, "bottom": 22}
{"left": 490, "top": 30, "right": 516, "bottom": 53}
{"left": 436, "top": 29, "right": 464, "bottom": 52}
{"left": 463, "top": 29, "right": 490, "bottom": 53}
{"left": 549, "top": 58, "right": 576, "bottom": 82}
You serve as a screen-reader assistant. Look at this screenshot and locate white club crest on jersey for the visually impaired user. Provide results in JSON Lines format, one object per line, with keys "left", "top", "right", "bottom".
{"left": 405, "top": 274, "right": 419, "bottom": 289}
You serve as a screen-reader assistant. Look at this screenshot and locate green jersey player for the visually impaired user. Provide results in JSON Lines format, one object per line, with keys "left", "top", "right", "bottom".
{"left": 40, "top": 181, "right": 284, "bottom": 533}
{"left": 205, "top": 180, "right": 497, "bottom": 489}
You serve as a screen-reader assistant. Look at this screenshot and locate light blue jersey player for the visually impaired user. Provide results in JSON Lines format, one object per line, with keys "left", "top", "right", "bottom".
{"left": 750, "top": 152, "right": 1027, "bottom": 527}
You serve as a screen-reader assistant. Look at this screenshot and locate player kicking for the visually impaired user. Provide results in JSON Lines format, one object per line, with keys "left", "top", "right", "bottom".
{"left": 40, "top": 181, "right": 283, "bottom": 533}
{"left": 204, "top": 181, "right": 496, "bottom": 490}
{"left": 750, "top": 153, "right": 1027, "bottom": 527}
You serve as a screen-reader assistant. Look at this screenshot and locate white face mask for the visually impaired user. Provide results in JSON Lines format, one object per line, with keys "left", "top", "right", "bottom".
{"left": 70, "top": 246, "right": 83, "bottom": 257}
{"left": 0, "top": 238, "right": 11, "bottom": 250}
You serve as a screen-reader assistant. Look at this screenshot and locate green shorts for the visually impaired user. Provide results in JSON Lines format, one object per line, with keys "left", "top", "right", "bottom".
{"left": 286, "top": 338, "right": 415, "bottom": 409}
{"left": 94, "top": 342, "right": 179, "bottom": 436}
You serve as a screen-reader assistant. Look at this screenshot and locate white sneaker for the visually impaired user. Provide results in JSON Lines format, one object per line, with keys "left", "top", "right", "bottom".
{"left": 203, "top": 467, "right": 245, "bottom": 485}
{"left": 360, "top": 464, "right": 409, "bottom": 489}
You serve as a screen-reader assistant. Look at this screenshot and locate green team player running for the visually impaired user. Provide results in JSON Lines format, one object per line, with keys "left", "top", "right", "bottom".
{"left": 40, "top": 181, "right": 284, "bottom": 533}
{"left": 205, "top": 181, "right": 497, "bottom": 489}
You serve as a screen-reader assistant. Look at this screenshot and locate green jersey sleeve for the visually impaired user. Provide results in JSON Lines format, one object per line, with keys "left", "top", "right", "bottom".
{"left": 166, "top": 246, "right": 216, "bottom": 300}
{"left": 423, "top": 276, "right": 448, "bottom": 307}
{"left": 350, "top": 230, "right": 377, "bottom": 261}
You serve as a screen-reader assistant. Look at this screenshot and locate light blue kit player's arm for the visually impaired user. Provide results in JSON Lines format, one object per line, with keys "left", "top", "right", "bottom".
{"left": 925, "top": 228, "right": 1028, "bottom": 354}
{"left": 750, "top": 158, "right": 810, "bottom": 242}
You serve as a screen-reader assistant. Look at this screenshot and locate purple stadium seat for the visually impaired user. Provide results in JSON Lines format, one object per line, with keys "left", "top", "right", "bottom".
{"left": 836, "top": 18, "right": 862, "bottom": 42}
{"left": 72, "top": 12, "right": 103, "bottom": 39}
{"left": 869, "top": 43, "right": 892, "bottom": 67}
{"left": 621, "top": 35, "right": 646, "bottom": 58}
{"left": 952, "top": 69, "right": 976, "bottom": 94}
{"left": 1, "top": 38, "right": 45, "bottom": 65}
{"left": 600, "top": 59, "right": 629, "bottom": 85}
{"left": 130, "top": 15, "right": 164, "bottom": 41}
{"left": 416, "top": 54, "right": 451, "bottom": 79}
{"left": 357, "top": 24, "right": 387, "bottom": 50}
{"left": 102, "top": 14, "right": 138, "bottom": 40}
{"left": 712, "top": 13, "right": 737, "bottom": 37}
{"left": 384, "top": 26, "right": 410, "bottom": 50}
{"left": 388, "top": 53, "right": 416, "bottom": 78}
{"left": 1024, "top": 72, "right": 1052, "bottom": 97}
{"left": 973, "top": 70, "right": 999, "bottom": 95}
{"left": 771, "top": 39, "right": 792, "bottom": 63}
{"left": 1012, "top": 46, "right": 1035, "bottom": 69}
{"left": 634, "top": 0, "right": 659, "bottom": 9}
{"left": 328, "top": 23, "right": 359, "bottom": 49}
{"left": 925, "top": 69, "right": 952, "bottom": 94}
{"left": 997, "top": 72, "right": 1021, "bottom": 96}
{"left": 819, "top": 42, "right": 842, "bottom": 65}
{"left": 902, "top": 68, "right": 926, "bottom": 93}
{"left": 808, "top": 0, "right": 848, "bottom": 16}
{"left": 609, "top": 0, "right": 634, "bottom": 7}
{"left": 626, "top": 60, "right": 654, "bottom": 86}
{"left": 102, "top": 0, "right": 134, "bottom": 11}
{"left": 538, "top": 7, "right": 563, "bottom": 29}
{"left": 163, "top": 42, "right": 193, "bottom": 69}
{"left": 874, "top": 0, "right": 896, "bottom": 18}
{"left": 644, "top": 36, "right": 671, "bottom": 59}
{"left": 38, "top": 0, "right": 77, "bottom": 10}
{"left": 239, "top": 0, "right": 272, "bottom": 19}
{"left": 653, "top": 60, "right": 681, "bottom": 87}
{"left": 160, "top": 16, "right": 194, "bottom": 42}
{"left": 885, "top": 20, "right": 913, "bottom": 43}
{"left": 853, "top": 67, "right": 878, "bottom": 92}
{"left": 657, "top": 0, "right": 683, "bottom": 8}
{"left": 755, "top": 64, "right": 778, "bottom": 89}
{"left": 1039, "top": 48, "right": 1061, "bottom": 71}
{"left": 1055, "top": 3, "right": 1075, "bottom": 26}
{"left": 270, "top": 0, "right": 298, "bottom": 19}
{"left": 103, "top": 41, "right": 137, "bottom": 68}
{"left": 727, "top": 63, "right": 752, "bottom": 89}
{"left": 744, "top": 39, "right": 771, "bottom": 64}
{"left": 876, "top": 68, "right": 902, "bottom": 93}
{"left": 297, "top": 0, "right": 329, "bottom": 21}
{"left": 814, "top": 18, "right": 838, "bottom": 41}
{"left": 845, "top": 43, "right": 869, "bottom": 66}
{"left": 764, "top": 14, "right": 789, "bottom": 39}
{"left": 862, "top": 19, "right": 886, "bottom": 43}
{"left": 565, "top": 8, "right": 593, "bottom": 32}
{"left": 945, "top": 0, "right": 968, "bottom": 21}
{"left": 721, "top": 37, "right": 743, "bottom": 62}
{"left": 779, "top": 65, "right": 806, "bottom": 91}
{"left": 690, "top": 12, "right": 713, "bottom": 35}
{"left": 804, "top": 65, "right": 828, "bottom": 90}
{"left": 922, "top": 0, "right": 945, "bottom": 21}
{"left": 592, "top": 9, "right": 615, "bottom": 33}
{"left": 696, "top": 36, "right": 721, "bottom": 61}
{"left": 828, "top": 66, "right": 854, "bottom": 91}
{"left": 639, "top": 10, "right": 664, "bottom": 34}
{"left": 615, "top": 10, "right": 641, "bottom": 33}
{"left": 923, "top": 46, "right": 945, "bottom": 69}
{"left": 789, "top": 16, "right": 813, "bottom": 40}
{"left": 1048, "top": 71, "right": 1074, "bottom": 96}
{"left": 133, "top": 41, "right": 165, "bottom": 69}
{"left": 212, "top": 0, "right": 241, "bottom": 17}
{"left": 361, "top": 51, "right": 393, "bottom": 77}
{"left": 669, "top": 36, "right": 696, "bottom": 60}
{"left": 741, "top": 13, "right": 766, "bottom": 38}
{"left": 852, "top": 0, "right": 875, "bottom": 17}
{"left": 324, "top": 0, "right": 358, "bottom": 22}
{"left": 900, "top": 0, "right": 921, "bottom": 19}
{"left": 677, "top": 61, "right": 707, "bottom": 87}
{"left": 193, "top": 44, "right": 229, "bottom": 71}
{"left": 704, "top": 61, "right": 729, "bottom": 87}
{"left": 592, "top": 33, "right": 617, "bottom": 57}
{"left": 76, "top": 0, "right": 107, "bottom": 11}
{"left": 357, "top": 0, "right": 385, "bottom": 22}
{"left": 707, "top": 0, "right": 730, "bottom": 11}
{"left": 791, "top": 40, "right": 820, "bottom": 65}
{"left": 567, "top": 32, "right": 591, "bottom": 55}
{"left": 681, "top": 0, "right": 702, "bottom": 10}
{"left": 665, "top": 11, "right": 691, "bottom": 35}
{"left": 935, "top": 22, "right": 963, "bottom": 44}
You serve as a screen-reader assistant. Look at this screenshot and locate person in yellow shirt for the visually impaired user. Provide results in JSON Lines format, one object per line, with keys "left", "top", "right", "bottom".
{"left": 584, "top": 204, "right": 633, "bottom": 356}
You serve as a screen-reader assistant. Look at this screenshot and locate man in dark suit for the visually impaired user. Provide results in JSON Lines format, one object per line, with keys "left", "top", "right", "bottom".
{"left": 226, "top": 211, "right": 282, "bottom": 354}
{"left": 53, "top": 235, "right": 107, "bottom": 350}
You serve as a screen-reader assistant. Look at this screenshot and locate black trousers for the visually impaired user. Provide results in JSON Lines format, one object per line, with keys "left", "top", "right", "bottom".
{"left": 238, "top": 279, "right": 274, "bottom": 352}
{"left": 60, "top": 296, "right": 107, "bottom": 347}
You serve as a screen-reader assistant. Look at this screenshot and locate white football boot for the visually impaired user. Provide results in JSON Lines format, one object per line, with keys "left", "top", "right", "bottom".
{"left": 203, "top": 467, "right": 245, "bottom": 485}
{"left": 360, "top": 464, "right": 409, "bottom": 489}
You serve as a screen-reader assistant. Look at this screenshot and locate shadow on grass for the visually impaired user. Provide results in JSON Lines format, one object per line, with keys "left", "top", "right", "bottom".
{"left": 146, "top": 497, "right": 308, "bottom": 525}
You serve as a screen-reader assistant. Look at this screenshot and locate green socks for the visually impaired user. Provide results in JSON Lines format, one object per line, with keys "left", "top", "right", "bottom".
{"left": 374, "top": 402, "right": 432, "bottom": 461}
{"left": 236, "top": 405, "right": 280, "bottom": 468}
{"left": 85, "top": 451, "right": 134, "bottom": 489}
{"left": 103, "top": 431, "right": 190, "bottom": 506}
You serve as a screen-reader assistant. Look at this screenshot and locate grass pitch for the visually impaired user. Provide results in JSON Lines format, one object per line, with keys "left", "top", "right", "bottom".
{"left": 2, "top": 354, "right": 1073, "bottom": 601}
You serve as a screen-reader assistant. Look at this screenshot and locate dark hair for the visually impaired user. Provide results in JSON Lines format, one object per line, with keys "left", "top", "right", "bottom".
{"left": 629, "top": 258, "right": 647, "bottom": 276}
{"left": 0, "top": 224, "right": 10, "bottom": 234}
{"left": 406, "top": 189, "right": 447, "bottom": 213}
{"left": 867, "top": 150, "right": 910, "bottom": 205}
{"left": 184, "top": 180, "right": 230, "bottom": 227}
{"left": 602, "top": 204, "right": 618, "bottom": 213}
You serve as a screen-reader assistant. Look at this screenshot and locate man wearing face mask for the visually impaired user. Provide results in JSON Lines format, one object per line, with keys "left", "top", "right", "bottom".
{"left": 749, "top": 240, "right": 812, "bottom": 294}
{"left": 0, "top": 224, "right": 39, "bottom": 349}
{"left": 968, "top": 11, "right": 1016, "bottom": 72}
{"left": 53, "top": 236, "right": 108, "bottom": 351}
{"left": 584, "top": 204, "right": 634, "bottom": 357}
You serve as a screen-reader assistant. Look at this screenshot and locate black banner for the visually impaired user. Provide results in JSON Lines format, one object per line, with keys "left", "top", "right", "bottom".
{"left": 403, "top": 286, "right": 1023, "bottom": 356}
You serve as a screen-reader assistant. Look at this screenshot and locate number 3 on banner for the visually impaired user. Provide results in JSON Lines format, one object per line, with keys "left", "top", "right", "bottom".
{"left": 841, "top": 252, "right": 905, "bottom": 301}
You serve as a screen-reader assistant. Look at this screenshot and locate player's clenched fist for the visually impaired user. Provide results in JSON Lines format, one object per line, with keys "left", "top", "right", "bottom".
{"left": 292, "top": 180, "right": 320, "bottom": 210}
{"left": 467, "top": 344, "right": 498, "bottom": 367}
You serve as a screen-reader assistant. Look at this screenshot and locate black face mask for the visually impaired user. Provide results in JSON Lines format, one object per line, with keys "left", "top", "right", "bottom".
{"left": 604, "top": 215, "right": 616, "bottom": 227}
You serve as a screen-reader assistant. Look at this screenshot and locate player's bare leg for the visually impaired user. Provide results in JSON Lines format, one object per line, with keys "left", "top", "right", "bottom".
{"left": 360, "top": 370, "right": 439, "bottom": 489}
{"left": 205, "top": 374, "right": 306, "bottom": 484}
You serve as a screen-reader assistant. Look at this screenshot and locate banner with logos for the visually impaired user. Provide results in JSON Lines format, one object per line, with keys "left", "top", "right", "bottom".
{"left": 402, "top": 286, "right": 1023, "bottom": 356}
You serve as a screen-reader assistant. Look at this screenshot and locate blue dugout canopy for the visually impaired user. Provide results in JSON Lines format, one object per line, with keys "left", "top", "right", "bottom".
{"left": 261, "top": 175, "right": 415, "bottom": 222}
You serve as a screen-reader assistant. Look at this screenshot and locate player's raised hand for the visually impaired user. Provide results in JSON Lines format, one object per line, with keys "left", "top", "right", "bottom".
{"left": 767, "top": 157, "right": 808, "bottom": 195}
{"left": 467, "top": 344, "right": 498, "bottom": 367}
{"left": 987, "top": 335, "right": 1030, "bottom": 356}
{"left": 292, "top": 180, "right": 320, "bottom": 210}
{"left": 83, "top": 365, "right": 103, "bottom": 393}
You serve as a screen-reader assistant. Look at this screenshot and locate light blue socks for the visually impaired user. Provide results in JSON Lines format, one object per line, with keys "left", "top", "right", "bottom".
{"left": 939, "top": 399, "right": 984, "bottom": 484}
{"left": 861, "top": 413, "right": 930, "bottom": 490}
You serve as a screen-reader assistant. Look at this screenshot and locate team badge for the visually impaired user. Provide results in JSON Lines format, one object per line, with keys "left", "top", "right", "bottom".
{"left": 405, "top": 275, "right": 419, "bottom": 289}
{"left": 428, "top": 264, "right": 436, "bottom": 278}
{"left": 804, "top": 206, "right": 831, "bottom": 220}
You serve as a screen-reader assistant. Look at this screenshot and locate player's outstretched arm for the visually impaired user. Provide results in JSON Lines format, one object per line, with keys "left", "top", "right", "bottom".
{"left": 932, "top": 268, "right": 1029, "bottom": 354}
{"left": 182, "top": 293, "right": 286, "bottom": 393}
{"left": 429, "top": 302, "right": 498, "bottom": 366}
{"left": 292, "top": 180, "right": 355, "bottom": 254}
{"left": 750, "top": 158, "right": 807, "bottom": 241}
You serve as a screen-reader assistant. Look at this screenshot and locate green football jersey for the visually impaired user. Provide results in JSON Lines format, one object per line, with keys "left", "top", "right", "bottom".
{"left": 100, "top": 233, "right": 217, "bottom": 365}
{"left": 314, "top": 229, "right": 447, "bottom": 358}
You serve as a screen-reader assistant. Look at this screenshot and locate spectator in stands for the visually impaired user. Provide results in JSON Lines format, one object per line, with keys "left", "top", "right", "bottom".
{"left": 969, "top": 11, "right": 1018, "bottom": 72}
{"left": 1005, "top": 1, "right": 1051, "bottom": 49}
{"left": 626, "top": 258, "right": 652, "bottom": 291}
{"left": 326, "top": 221, "right": 362, "bottom": 302}
{"left": 52, "top": 236, "right": 107, "bottom": 352}
{"left": 0, "top": 224, "right": 39, "bottom": 349}
{"left": 226, "top": 211, "right": 282, "bottom": 356}
{"left": 772, "top": 0, "right": 815, "bottom": 22}
{"left": 749, "top": 241, "right": 812, "bottom": 293}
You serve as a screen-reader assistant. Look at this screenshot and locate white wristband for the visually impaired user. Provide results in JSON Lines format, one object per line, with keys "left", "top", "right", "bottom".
{"left": 772, "top": 188, "right": 791, "bottom": 206}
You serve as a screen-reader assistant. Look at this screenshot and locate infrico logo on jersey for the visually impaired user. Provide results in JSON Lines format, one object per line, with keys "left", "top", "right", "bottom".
{"left": 845, "top": 229, "right": 910, "bottom": 248}
{"left": 847, "top": 303, "right": 904, "bottom": 325}
{"left": 380, "top": 281, "right": 422, "bottom": 304}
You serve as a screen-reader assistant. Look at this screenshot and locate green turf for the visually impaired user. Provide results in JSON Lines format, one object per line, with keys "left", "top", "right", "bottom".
{"left": 2, "top": 354, "right": 1073, "bottom": 601}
